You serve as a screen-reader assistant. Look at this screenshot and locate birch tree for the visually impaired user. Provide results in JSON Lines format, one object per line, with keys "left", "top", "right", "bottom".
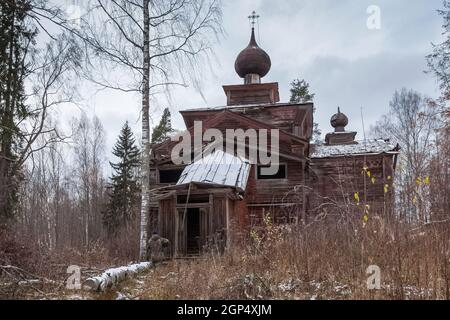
{"left": 33, "top": 0, "right": 223, "bottom": 259}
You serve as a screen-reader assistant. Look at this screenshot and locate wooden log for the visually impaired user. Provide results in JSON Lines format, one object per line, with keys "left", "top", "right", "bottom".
{"left": 83, "top": 262, "right": 152, "bottom": 292}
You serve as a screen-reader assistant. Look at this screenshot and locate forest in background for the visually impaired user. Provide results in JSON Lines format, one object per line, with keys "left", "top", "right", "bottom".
{"left": 0, "top": 0, "right": 449, "bottom": 299}
{"left": 0, "top": 0, "right": 223, "bottom": 266}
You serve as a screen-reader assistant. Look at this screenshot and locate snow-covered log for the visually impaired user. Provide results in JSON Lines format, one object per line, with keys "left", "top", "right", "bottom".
{"left": 83, "top": 262, "right": 152, "bottom": 292}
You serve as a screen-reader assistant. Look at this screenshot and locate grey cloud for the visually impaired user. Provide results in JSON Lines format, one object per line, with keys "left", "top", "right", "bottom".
{"left": 58, "top": 0, "right": 444, "bottom": 159}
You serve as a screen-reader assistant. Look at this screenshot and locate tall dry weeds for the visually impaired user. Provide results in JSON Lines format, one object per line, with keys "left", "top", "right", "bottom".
{"left": 134, "top": 213, "right": 449, "bottom": 300}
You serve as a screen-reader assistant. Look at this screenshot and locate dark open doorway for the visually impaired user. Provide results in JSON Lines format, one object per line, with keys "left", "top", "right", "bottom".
{"left": 186, "top": 208, "right": 200, "bottom": 255}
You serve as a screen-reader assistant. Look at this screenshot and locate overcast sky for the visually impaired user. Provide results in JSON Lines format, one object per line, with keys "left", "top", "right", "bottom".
{"left": 60, "top": 0, "right": 444, "bottom": 164}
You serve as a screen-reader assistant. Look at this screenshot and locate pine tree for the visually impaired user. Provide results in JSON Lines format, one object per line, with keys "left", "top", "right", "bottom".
{"left": 103, "top": 121, "right": 140, "bottom": 236}
{"left": 0, "top": 0, "right": 36, "bottom": 220}
{"left": 289, "top": 79, "right": 322, "bottom": 143}
{"left": 151, "top": 108, "right": 173, "bottom": 144}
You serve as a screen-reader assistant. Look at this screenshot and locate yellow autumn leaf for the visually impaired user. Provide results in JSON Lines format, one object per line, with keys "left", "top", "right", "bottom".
{"left": 384, "top": 184, "right": 389, "bottom": 194}
{"left": 416, "top": 177, "right": 422, "bottom": 186}
{"left": 387, "top": 176, "right": 392, "bottom": 180}
{"left": 371, "top": 177, "right": 376, "bottom": 184}
{"left": 363, "top": 214, "right": 369, "bottom": 222}
{"left": 424, "top": 176, "right": 430, "bottom": 185}
{"left": 354, "top": 192, "right": 360, "bottom": 204}
{"left": 367, "top": 170, "right": 372, "bottom": 178}
{"left": 413, "top": 196, "right": 418, "bottom": 205}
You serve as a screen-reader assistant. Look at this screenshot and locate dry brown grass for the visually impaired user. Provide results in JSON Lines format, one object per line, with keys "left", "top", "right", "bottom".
{"left": 121, "top": 215, "right": 450, "bottom": 300}
{"left": 2, "top": 214, "right": 449, "bottom": 300}
{"left": 0, "top": 225, "right": 135, "bottom": 299}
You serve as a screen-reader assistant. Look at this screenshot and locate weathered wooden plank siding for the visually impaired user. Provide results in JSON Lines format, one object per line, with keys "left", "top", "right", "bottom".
{"left": 212, "top": 196, "right": 227, "bottom": 232}
{"left": 310, "top": 154, "right": 395, "bottom": 216}
{"left": 246, "top": 160, "right": 305, "bottom": 205}
{"left": 181, "top": 103, "right": 313, "bottom": 140}
{"left": 158, "top": 198, "right": 176, "bottom": 256}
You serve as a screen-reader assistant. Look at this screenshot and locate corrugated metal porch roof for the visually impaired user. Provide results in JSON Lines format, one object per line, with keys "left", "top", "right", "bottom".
{"left": 176, "top": 150, "right": 251, "bottom": 192}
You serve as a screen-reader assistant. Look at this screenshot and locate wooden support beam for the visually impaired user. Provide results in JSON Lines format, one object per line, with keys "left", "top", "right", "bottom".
{"left": 209, "top": 194, "right": 214, "bottom": 237}
{"left": 226, "top": 198, "right": 231, "bottom": 249}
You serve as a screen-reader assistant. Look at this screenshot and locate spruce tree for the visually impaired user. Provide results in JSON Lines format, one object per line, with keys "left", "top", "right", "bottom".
{"left": 151, "top": 107, "right": 173, "bottom": 144}
{"left": 289, "top": 79, "right": 322, "bottom": 143}
{"left": 103, "top": 121, "right": 140, "bottom": 236}
{"left": 0, "top": 0, "right": 36, "bottom": 220}
{"left": 289, "top": 79, "right": 315, "bottom": 103}
{"left": 427, "top": 1, "right": 450, "bottom": 100}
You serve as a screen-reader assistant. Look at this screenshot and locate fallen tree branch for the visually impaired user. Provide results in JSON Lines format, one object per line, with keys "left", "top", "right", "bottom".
{"left": 83, "top": 262, "right": 152, "bottom": 292}
{"left": 0, "top": 265, "right": 58, "bottom": 285}
{"left": 0, "top": 265, "right": 59, "bottom": 297}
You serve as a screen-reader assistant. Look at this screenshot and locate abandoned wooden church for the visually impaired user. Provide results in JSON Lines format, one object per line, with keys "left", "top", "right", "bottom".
{"left": 149, "top": 24, "right": 400, "bottom": 257}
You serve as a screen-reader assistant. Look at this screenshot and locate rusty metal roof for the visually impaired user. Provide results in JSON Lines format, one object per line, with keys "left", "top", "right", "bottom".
{"left": 176, "top": 150, "right": 251, "bottom": 192}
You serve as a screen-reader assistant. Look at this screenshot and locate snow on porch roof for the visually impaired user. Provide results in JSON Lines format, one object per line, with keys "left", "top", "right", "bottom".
{"left": 176, "top": 149, "right": 251, "bottom": 192}
{"left": 311, "top": 139, "right": 399, "bottom": 158}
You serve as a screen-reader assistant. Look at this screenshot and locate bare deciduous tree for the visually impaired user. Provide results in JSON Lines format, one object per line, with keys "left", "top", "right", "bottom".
{"left": 72, "top": 113, "right": 107, "bottom": 247}
{"left": 371, "top": 88, "right": 441, "bottom": 222}
{"left": 32, "top": 0, "right": 223, "bottom": 259}
{"left": 0, "top": 0, "right": 82, "bottom": 219}
{"left": 19, "top": 36, "right": 81, "bottom": 167}
{"left": 18, "top": 113, "right": 108, "bottom": 252}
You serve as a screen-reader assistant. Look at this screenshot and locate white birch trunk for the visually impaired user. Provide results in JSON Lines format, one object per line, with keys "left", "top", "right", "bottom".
{"left": 83, "top": 262, "right": 152, "bottom": 292}
{"left": 139, "top": 0, "right": 151, "bottom": 261}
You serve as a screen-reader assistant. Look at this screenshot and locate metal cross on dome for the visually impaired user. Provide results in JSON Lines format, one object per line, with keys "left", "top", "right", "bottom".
{"left": 248, "top": 10, "right": 260, "bottom": 27}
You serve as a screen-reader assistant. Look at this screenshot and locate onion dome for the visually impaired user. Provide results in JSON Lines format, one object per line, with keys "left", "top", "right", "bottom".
{"left": 234, "top": 28, "right": 271, "bottom": 83}
{"left": 330, "top": 107, "right": 349, "bottom": 132}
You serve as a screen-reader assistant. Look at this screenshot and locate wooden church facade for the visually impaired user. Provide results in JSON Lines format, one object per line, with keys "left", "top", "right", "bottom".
{"left": 148, "top": 26, "right": 399, "bottom": 257}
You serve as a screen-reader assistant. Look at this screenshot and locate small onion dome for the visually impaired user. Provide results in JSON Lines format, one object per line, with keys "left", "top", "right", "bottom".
{"left": 330, "top": 107, "right": 349, "bottom": 132}
{"left": 234, "top": 28, "right": 271, "bottom": 79}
